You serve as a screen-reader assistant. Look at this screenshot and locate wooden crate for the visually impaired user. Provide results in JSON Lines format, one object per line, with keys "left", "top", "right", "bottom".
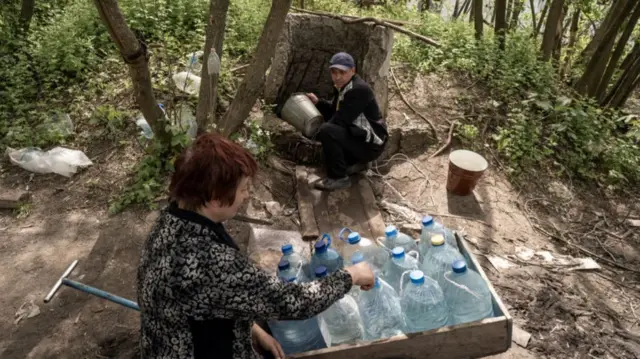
{"left": 293, "top": 232, "right": 512, "bottom": 359}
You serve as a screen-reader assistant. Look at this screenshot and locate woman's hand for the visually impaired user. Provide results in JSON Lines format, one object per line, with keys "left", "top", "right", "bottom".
{"left": 252, "top": 323, "right": 285, "bottom": 359}
{"left": 305, "top": 93, "right": 319, "bottom": 104}
{"left": 345, "top": 262, "right": 375, "bottom": 291}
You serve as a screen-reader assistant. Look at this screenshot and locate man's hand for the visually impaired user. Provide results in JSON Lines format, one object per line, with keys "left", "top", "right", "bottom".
{"left": 305, "top": 93, "right": 319, "bottom": 104}
{"left": 252, "top": 323, "right": 285, "bottom": 359}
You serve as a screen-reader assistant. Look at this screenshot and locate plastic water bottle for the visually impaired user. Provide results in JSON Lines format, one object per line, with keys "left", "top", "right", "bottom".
{"left": 268, "top": 276, "right": 327, "bottom": 355}
{"left": 400, "top": 270, "right": 449, "bottom": 332}
{"left": 358, "top": 277, "right": 405, "bottom": 340}
{"left": 382, "top": 225, "right": 418, "bottom": 253}
{"left": 442, "top": 260, "right": 494, "bottom": 325}
{"left": 419, "top": 216, "right": 458, "bottom": 255}
{"left": 276, "top": 259, "right": 298, "bottom": 282}
{"left": 382, "top": 247, "right": 420, "bottom": 293}
{"left": 339, "top": 228, "right": 389, "bottom": 272}
{"left": 421, "top": 234, "right": 463, "bottom": 288}
{"left": 280, "top": 243, "right": 310, "bottom": 280}
{"left": 348, "top": 253, "right": 366, "bottom": 298}
{"left": 310, "top": 234, "right": 344, "bottom": 274}
{"left": 315, "top": 266, "right": 364, "bottom": 345}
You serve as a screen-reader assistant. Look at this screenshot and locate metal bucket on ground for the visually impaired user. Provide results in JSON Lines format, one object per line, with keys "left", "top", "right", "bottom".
{"left": 280, "top": 93, "right": 324, "bottom": 138}
{"left": 446, "top": 149, "right": 488, "bottom": 196}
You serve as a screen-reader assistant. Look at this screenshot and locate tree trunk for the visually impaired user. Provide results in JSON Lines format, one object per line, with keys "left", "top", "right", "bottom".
{"left": 220, "top": 0, "right": 293, "bottom": 136}
{"left": 495, "top": 0, "right": 508, "bottom": 49}
{"left": 551, "top": 3, "right": 568, "bottom": 63}
{"left": 560, "top": 7, "right": 580, "bottom": 79}
{"left": 535, "top": 0, "right": 549, "bottom": 36}
{"left": 529, "top": 0, "right": 537, "bottom": 30}
{"left": 506, "top": 0, "right": 514, "bottom": 27}
{"left": 574, "top": 0, "right": 634, "bottom": 95}
{"left": 579, "top": 0, "right": 629, "bottom": 62}
{"left": 603, "top": 50, "right": 640, "bottom": 108}
{"left": 454, "top": 0, "right": 471, "bottom": 19}
{"left": 474, "top": 0, "right": 484, "bottom": 39}
{"left": 540, "top": 0, "right": 565, "bottom": 61}
{"left": 621, "top": 41, "right": 640, "bottom": 72}
{"left": 19, "top": 0, "right": 35, "bottom": 33}
{"left": 93, "top": 0, "right": 170, "bottom": 145}
{"left": 453, "top": 0, "right": 461, "bottom": 19}
{"left": 195, "top": 0, "right": 230, "bottom": 132}
{"left": 509, "top": 0, "right": 524, "bottom": 30}
{"left": 595, "top": 2, "right": 640, "bottom": 101}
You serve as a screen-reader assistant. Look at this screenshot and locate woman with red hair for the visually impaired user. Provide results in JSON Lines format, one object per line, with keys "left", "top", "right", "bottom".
{"left": 137, "top": 133, "right": 374, "bottom": 359}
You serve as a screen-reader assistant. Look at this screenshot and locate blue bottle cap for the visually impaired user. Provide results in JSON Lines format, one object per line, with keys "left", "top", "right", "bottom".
{"left": 314, "top": 239, "right": 327, "bottom": 253}
{"left": 278, "top": 259, "right": 290, "bottom": 270}
{"left": 347, "top": 232, "right": 361, "bottom": 244}
{"left": 315, "top": 265, "right": 328, "bottom": 278}
{"left": 409, "top": 270, "right": 425, "bottom": 284}
{"left": 422, "top": 215, "right": 434, "bottom": 226}
{"left": 391, "top": 247, "right": 405, "bottom": 258}
{"left": 351, "top": 252, "right": 365, "bottom": 265}
{"left": 452, "top": 260, "right": 467, "bottom": 273}
{"left": 385, "top": 225, "right": 398, "bottom": 237}
{"left": 281, "top": 244, "right": 293, "bottom": 254}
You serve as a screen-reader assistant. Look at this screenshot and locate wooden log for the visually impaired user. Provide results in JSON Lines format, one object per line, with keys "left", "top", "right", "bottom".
{"left": 295, "top": 166, "right": 320, "bottom": 241}
{"left": 356, "top": 176, "right": 387, "bottom": 239}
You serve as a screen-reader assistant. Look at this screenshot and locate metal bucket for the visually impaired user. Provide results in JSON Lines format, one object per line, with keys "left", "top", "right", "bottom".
{"left": 280, "top": 93, "right": 324, "bottom": 138}
{"left": 446, "top": 149, "right": 488, "bottom": 196}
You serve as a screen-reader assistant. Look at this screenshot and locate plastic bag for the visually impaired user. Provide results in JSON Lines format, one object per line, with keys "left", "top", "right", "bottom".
{"left": 172, "top": 71, "right": 201, "bottom": 96}
{"left": 36, "top": 112, "right": 75, "bottom": 138}
{"left": 7, "top": 147, "right": 93, "bottom": 177}
{"left": 175, "top": 104, "right": 197, "bottom": 139}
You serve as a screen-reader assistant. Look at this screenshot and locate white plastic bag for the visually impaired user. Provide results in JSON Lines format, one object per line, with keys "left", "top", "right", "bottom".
{"left": 175, "top": 104, "right": 198, "bottom": 139}
{"left": 172, "top": 71, "right": 201, "bottom": 96}
{"left": 7, "top": 147, "right": 93, "bottom": 177}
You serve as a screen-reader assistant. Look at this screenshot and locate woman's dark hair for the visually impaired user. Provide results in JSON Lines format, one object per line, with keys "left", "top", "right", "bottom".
{"left": 169, "top": 132, "right": 258, "bottom": 210}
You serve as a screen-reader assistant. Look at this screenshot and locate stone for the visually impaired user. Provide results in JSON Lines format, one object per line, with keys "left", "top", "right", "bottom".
{"left": 264, "top": 14, "right": 394, "bottom": 118}
{"left": 627, "top": 219, "right": 640, "bottom": 228}
{"left": 0, "top": 188, "right": 31, "bottom": 209}
{"left": 264, "top": 201, "right": 283, "bottom": 217}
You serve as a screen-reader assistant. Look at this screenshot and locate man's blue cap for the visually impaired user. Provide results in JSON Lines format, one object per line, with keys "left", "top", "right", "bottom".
{"left": 329, "top": 52, "right": 355, "bottom": 71}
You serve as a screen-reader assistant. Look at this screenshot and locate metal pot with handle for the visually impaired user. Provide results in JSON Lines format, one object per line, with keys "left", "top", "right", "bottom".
{"left": 280, "top": 93, "right": 324, "bottom": 138}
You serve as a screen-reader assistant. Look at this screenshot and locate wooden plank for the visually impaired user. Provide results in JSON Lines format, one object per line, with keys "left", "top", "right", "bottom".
{"left": 295, "top": 166, "right": 320, "bottom": 241}
{"left": 295, "top": 317, "right": 509, "bottom": 359}
{"left": 292, "top": 230, "right": 512, "bottom": 359}
{"left": 0, "top": 188, "right": 30, "bottom": 209}
{"left": 355, "top": 175, "right": 386, "bottom": 239}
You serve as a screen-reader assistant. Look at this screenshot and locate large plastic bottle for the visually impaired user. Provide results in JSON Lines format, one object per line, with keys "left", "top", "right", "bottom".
{"left": 348, "top": 253, "right": 366, "bottom": 298}
{"left": 315, "top": 266, "right": 364, "bottom": 345}
{"left": 382, "top": 247, "right": 420, "bottom": 293}
{"left": 420, "top": 234, "right": 464, "bottom": 288}
{"left": 280, "top": 243, "right": 310, "bottom": 280}
{"left": 276, "top": 259, "right": 298, "bottom": 282}
{"left": 443, "top": 260, "right": 494, "bottom": 325}
{"left": 339, "top": 228, "right": 389, "bottom": 273}
{"left": 382, "top": 225, "right": 418, "bottom": 253}
{"left": 268, "top": 276, "right": 327, "bottom": 355}
{"left": 419, "top": 215, "right": 458, "bottom": 255}
{"left": 357, "top": 277, "right": 405, "bottom": 340}
{"left": 400, "top": 270, "right": 449, "bottom": 332}
{"left": 310, "top": 234, "right": 344, "bottom": 274}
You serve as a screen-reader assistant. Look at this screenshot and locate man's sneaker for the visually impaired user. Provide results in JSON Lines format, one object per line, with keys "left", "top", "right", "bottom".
{"left": 314, "top": 176, "right": 351, "bottom": 191}
{"left": 346, "top": 162, "right": 369, "bottom": 176}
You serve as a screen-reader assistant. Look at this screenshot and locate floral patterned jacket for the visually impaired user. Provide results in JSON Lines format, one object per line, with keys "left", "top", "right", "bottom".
{"left": 137, "top": 203, "right": 352, "bottom": 358}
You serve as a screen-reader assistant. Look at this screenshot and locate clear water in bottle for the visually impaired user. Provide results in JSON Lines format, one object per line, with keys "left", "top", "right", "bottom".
{"left": 280, "top": 243, "right": 310, "bottom": 280}
{"left": 382, "top": 247, "right": 420, "bottom": 293}
{"left": 339, "top": 228, "right": 389, "bottom": 272}
{"left": 382, "top": 225, "right": 418, "bottom": 253}
{"left": 400, "top": 270, "right": 449, "bottom": 332}
{"left": 310, "top": 234, "right": 344, "bottom": 274}
{"left": 358, "top": 277, "right": 405, "bottom": 340}
{"left": 268, "top": 276, "right": 328, "bottom": 355}
{"left": 315, "top": 266, "right": 364, "bottom": 345}
{"left": 420, "top": 234, "right": 464, "bottom": 288}
{"left": 419, "top": 215, "right": 459, "bottom": 255}
{"left": 442, "top": 260, "right": 494, "bottom": 325}
{"left": 276, "top": 259, "right": 298, "bottom": 282}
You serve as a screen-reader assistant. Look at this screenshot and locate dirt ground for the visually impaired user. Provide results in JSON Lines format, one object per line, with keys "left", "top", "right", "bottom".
{"left": 1, "top": 72, "right": 639, "bottom": 359}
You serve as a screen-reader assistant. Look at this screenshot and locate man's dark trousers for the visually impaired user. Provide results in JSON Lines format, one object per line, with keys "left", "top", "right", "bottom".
{"left": 316, "top": 122, "right": 385, "bottom": 179}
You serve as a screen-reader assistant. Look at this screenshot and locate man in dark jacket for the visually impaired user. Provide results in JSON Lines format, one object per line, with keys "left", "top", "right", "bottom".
{"left": 306, "top": 52, "right": 388, "bottom": 191}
